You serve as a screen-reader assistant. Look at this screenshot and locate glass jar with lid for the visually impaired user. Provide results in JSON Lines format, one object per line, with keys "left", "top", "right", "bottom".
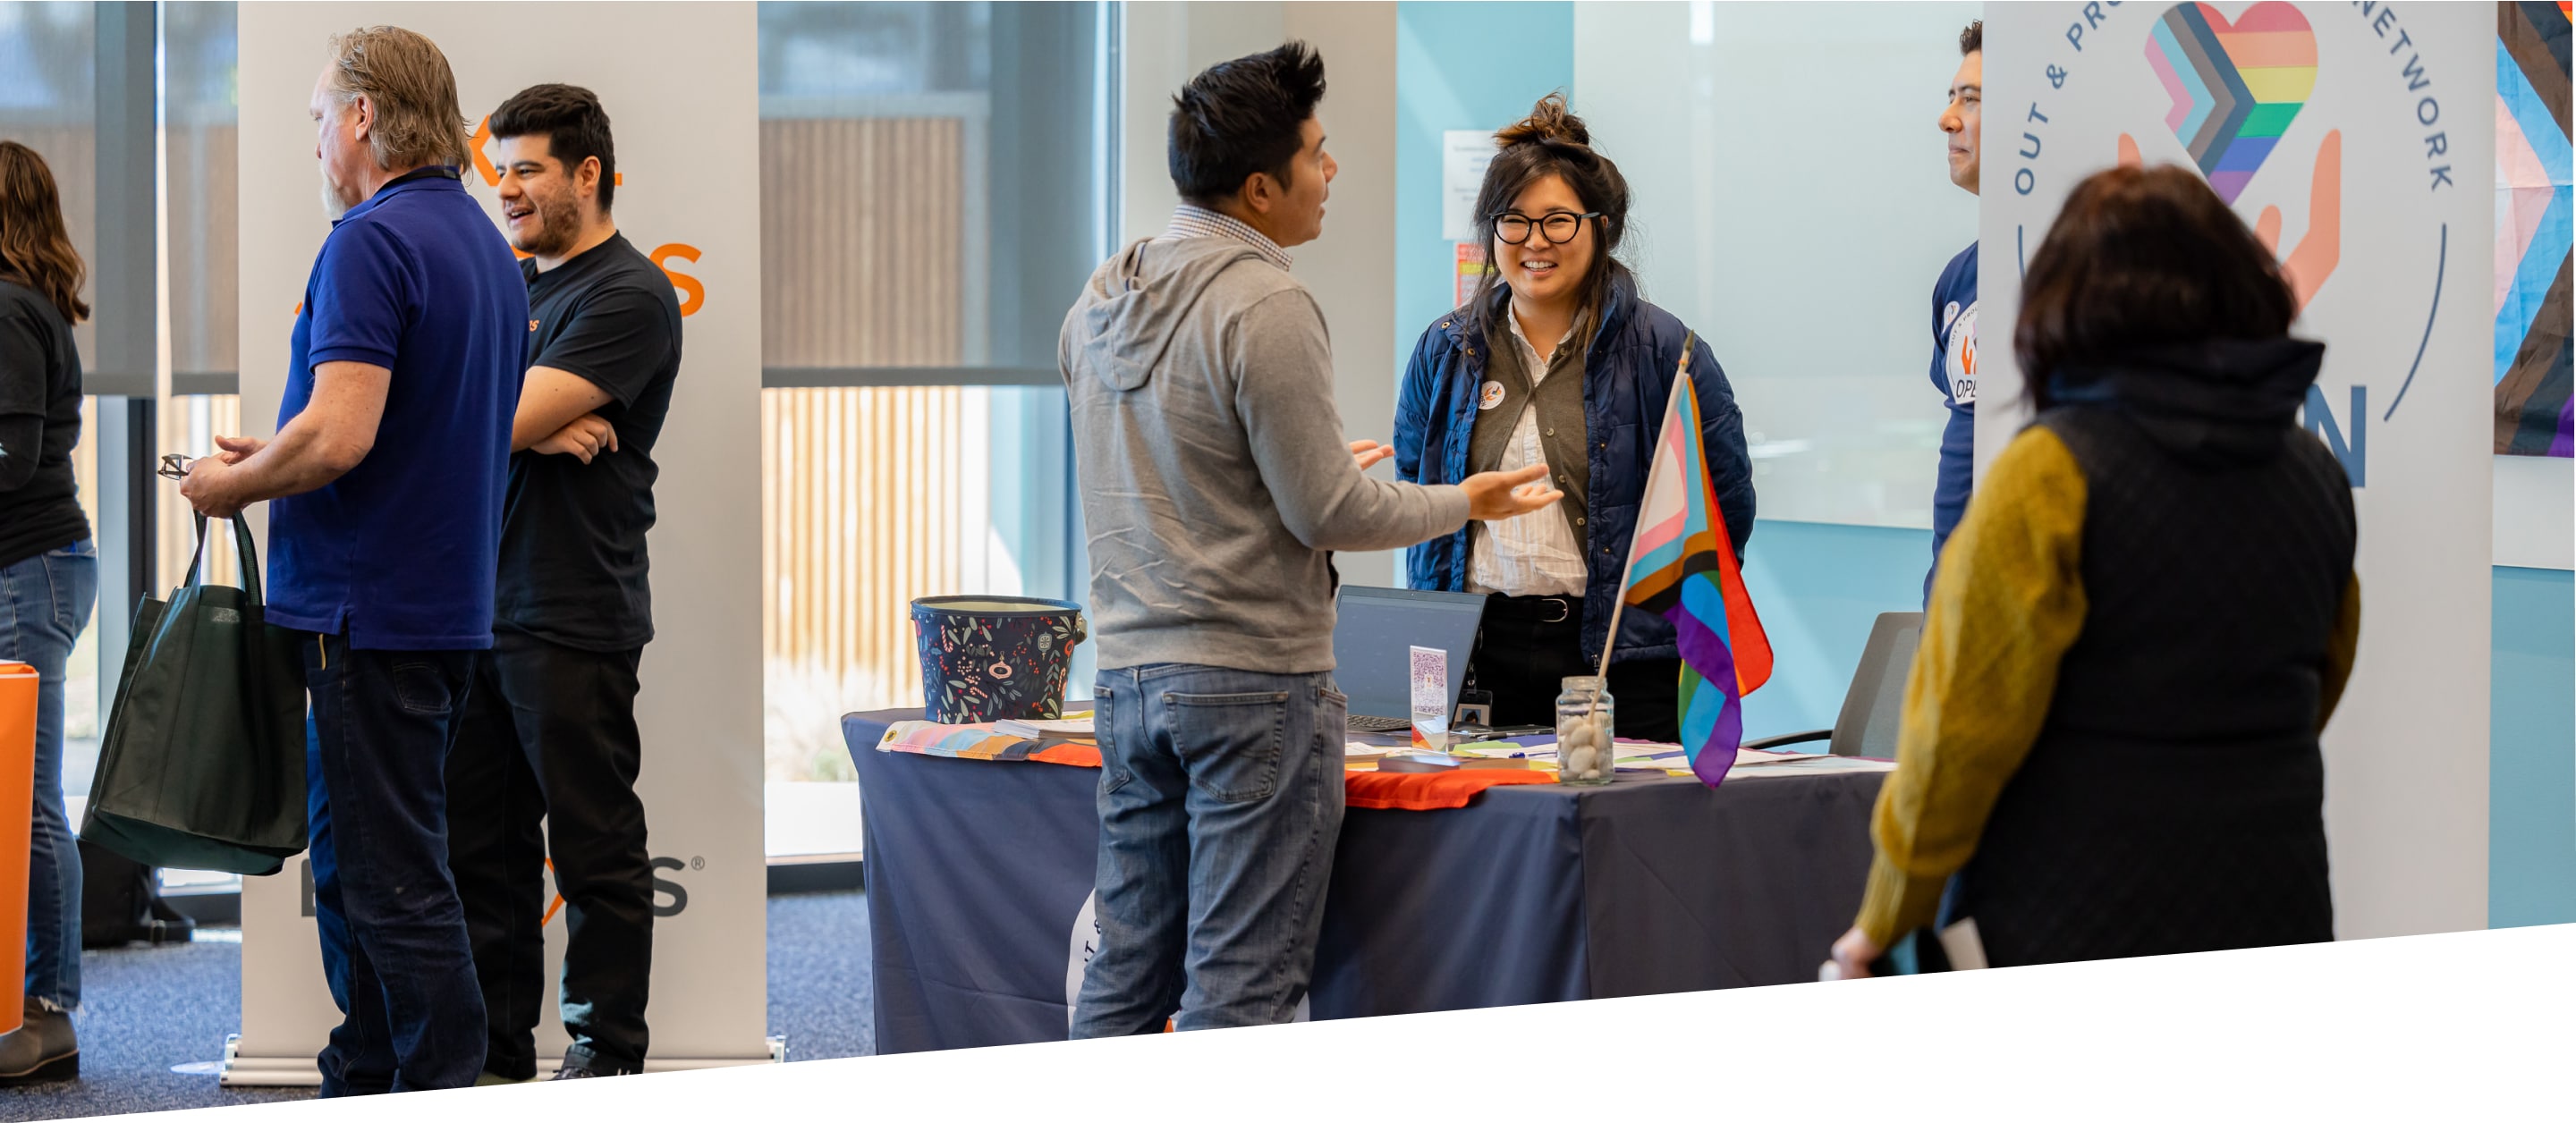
{"left": 1555, "top": 676, "right": 1614, "bottom": 786}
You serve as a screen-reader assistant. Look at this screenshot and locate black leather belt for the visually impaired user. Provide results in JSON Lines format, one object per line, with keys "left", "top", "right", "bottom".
{"left": 1484, "top": 594, "right": 1578, "bottom": 625}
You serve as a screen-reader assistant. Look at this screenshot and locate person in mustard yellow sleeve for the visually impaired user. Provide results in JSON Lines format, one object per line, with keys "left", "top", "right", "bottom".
{"left": 1825, "top": 164, "right": 2363, "bottom": 977}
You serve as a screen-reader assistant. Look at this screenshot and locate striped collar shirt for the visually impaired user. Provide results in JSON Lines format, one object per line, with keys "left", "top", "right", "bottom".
{"left": 1158, "top": 204, "right": 1293, "bottom": 272}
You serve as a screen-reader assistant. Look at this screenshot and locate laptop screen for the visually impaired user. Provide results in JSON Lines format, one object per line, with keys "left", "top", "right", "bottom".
{"left": 1331, "top": 586, "right": 1488, "bottom": 721}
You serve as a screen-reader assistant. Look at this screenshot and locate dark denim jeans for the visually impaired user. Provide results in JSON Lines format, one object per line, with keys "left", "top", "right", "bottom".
{"left": 0, "top": 540, "right": 95, "bottom": 1010}
{"left": 301, "top": 632, "right": 487, "bottom": 1094}
{"left": 445, "top": 631, "right": 654, "bottom": 1078}
{"left": 1070, "top": 663, "right": 1346, "bottom": 1035}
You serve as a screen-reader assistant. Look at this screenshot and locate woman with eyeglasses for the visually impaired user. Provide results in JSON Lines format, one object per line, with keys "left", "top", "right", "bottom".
{"left": 0, "top": 139, "right": 97, "bottom": 1085}
{"left": 1391, "top": 96, "right": 1754, "bottom": 742}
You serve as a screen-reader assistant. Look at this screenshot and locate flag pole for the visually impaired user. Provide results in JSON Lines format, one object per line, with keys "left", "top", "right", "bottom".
{"left": 1593, "top": 335, "right": 1693, "bottom": 699}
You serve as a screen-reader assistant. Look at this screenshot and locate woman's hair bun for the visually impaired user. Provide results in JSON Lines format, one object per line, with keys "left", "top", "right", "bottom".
{"left": 1494, "top": 92, "right": 1589, "bottom": 149}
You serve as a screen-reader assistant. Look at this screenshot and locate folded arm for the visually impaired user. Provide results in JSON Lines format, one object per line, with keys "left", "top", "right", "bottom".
{"left": 513, "top": 366, "right": 614, "bottom": 452}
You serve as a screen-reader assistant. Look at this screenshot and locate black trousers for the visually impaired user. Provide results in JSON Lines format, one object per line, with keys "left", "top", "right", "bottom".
{"left": 1464, "top": 595, "right": 1681, "bottom": 743}
{"left": 443, "top": 629, "right": 653, "bottom": 1077}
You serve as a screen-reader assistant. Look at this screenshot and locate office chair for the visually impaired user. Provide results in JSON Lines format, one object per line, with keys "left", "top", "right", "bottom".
{"left": 1741, "top": 612, "right": 1923, "bottom": 758}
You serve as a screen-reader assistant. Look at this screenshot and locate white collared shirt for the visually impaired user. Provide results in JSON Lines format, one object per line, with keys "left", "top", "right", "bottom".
{"left": 1467, "top": 309, "right": 1589, "bottom": 598}
{"left": 1157, "top": 204, "right": 1294, "bottom": 272}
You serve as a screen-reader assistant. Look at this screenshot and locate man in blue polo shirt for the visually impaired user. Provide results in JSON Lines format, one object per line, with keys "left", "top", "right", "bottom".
{"left": 182, "top": 26, "right": 522, "bottom": 1095}
{"left": 1926, "top": 20, "right": 1982, "bottom": 601}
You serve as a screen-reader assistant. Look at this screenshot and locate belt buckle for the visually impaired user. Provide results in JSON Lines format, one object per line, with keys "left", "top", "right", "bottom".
{"left": 1541, "top": 597, "right": 1571, "bottom": 624}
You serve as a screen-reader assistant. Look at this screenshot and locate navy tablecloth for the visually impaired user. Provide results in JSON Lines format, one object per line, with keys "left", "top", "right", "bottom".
{"left": 845, "top": 708, "right": 1885, "bottom": 1053}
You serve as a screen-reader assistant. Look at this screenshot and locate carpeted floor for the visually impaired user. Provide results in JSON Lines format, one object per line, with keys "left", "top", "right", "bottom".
{"left": 0, "top": 890, "right": 873, "bottom": 1121}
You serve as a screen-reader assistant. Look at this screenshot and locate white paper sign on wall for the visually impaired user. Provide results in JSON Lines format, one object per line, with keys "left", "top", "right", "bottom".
{"left": 1442, "top": 129, "right": 1497, "bottom": 241}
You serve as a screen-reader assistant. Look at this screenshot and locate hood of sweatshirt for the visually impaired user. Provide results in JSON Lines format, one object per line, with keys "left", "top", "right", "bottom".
{"left": 1068, "top": 236, "right": 1273, "bottom": 392}
{"left": 2045, "top": 337, "right": 2327, "bottom": 468}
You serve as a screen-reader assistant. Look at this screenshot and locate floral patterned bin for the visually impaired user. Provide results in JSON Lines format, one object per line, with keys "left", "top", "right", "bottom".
{"left": 911, "top": 596, "right": 1089, "bottom": 723}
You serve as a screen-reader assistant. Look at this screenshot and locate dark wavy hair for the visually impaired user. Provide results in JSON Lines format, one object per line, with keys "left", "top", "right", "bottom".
{"left": 491, "top": 83, "right": 618, "bottom": 212}
{"left": 1167, "top": 42, "right": 1327, "bottom": 206}
{"left": 2014, "top": 164, "right": 2298, "bottom": 411}
{"left": 0, "top": 140, "right": 88, "bottom": 323}
{"left": 1462, "top": 93, "right": 1635, "bottom": 337}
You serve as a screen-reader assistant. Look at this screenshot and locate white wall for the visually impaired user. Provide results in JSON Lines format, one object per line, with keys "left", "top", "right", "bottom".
{"left": 1120, "top": 1, "right": 1404, "bottom": 588}
{"left": 231, "top": 0, "right": 767, "bottom": 1078}
{"left": 2494, "top": 454, "right": 2574, "bottom": 570}
{"left": 1573, "top": 0, "right": 1984, "bottom": 530}
{"left": 1288, "top": 3, "right": 1402, "bottom": 588}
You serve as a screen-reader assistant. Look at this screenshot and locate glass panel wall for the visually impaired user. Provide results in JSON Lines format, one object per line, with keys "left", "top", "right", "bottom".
{"left": 756, "top": 2, "right": 1109, "bottom": 790}
{"left": 0, "top": 0, "right": 104, "bottom": 808}
{"left": 8, "top": 1, "right": 1120, "bottom": 859}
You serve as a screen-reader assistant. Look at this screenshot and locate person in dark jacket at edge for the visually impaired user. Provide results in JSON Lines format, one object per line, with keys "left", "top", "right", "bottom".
{"left": 1825, "top": 164, "right": 2362, "bottom": 978}
{"left": 1393, "top": 94, "right": 1754, "bottom": 743}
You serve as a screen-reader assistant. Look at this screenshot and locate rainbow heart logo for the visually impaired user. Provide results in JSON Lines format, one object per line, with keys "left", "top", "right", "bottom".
{"left": 2143, "top": 3, "right": 2318, "bottom": 204}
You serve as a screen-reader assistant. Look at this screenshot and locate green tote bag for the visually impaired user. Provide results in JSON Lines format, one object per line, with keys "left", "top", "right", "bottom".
{"left": 80, "top": 514, "right": 309, "bottom": 875}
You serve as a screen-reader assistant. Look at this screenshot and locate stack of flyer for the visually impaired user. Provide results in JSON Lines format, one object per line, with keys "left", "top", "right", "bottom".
{"left": 995, "top": 713, "right": 1096, "bottom": 743}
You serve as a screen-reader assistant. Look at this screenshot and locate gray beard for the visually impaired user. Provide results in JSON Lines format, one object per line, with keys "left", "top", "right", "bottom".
{"left": 319, "top": 170, "right": 349, "bottom": 221}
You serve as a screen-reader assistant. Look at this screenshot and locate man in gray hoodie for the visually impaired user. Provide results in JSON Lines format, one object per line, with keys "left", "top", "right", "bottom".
{"left": 1061, "top": 43, "right": 1562, "bottom": 1035}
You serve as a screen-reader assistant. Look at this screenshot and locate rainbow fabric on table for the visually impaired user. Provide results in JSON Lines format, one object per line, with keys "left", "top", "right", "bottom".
{"left": 2144, "top": 2, "right": 2316, "bottom": 205}
{"left": 877, "top": 721, "right": 1101, "bottom": 766}
{"left": 1616, "top": 349, "right": 1772, "bottom": 788}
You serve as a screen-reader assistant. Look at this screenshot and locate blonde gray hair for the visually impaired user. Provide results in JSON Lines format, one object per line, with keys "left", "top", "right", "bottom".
{"left": 323, "top": 26, "right": 470, "bottom": 172}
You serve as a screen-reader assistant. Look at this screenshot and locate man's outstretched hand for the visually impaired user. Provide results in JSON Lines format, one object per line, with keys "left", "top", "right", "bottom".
{"left": 1461, "top": 462, "right": 1564, "bottom": 521}
{"left": 1348, "top": 438, "right": 1394, "bottom": 473}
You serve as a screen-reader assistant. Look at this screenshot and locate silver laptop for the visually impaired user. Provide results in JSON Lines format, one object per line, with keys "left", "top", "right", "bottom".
{"left": 1330, "top": 586, "right": 1487, "bottom": 732}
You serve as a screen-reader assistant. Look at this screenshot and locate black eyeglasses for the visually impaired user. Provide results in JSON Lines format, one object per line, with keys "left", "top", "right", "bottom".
{"left": 1492, "top": 210, "right": 1603, "bottom": 246}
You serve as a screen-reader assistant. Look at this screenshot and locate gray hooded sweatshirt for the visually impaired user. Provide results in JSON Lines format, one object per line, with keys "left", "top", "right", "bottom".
{"left": 1061, "top": 234, "right": 1470, "bottom": 674}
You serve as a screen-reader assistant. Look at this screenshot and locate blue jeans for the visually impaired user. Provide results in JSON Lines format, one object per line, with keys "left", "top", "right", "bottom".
{"left": 0, "top": 540, "right": 95, "bottom": 1010}
{"left": 302, "top": 633, "right": 487, "bottom": 1094}
{"left": 1070, "top": 664, "right": 1346, "bottom": 1035}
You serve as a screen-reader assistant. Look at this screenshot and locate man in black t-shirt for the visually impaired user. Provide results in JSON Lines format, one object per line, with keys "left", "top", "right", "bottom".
{"left": 445, "top": 85, "right": 681, "bottom": 1084}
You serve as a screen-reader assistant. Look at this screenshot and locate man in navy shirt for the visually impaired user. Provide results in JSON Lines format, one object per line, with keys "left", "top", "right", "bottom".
{"left": 1926, "top": 20, "right": 1983, "bottom": 602}
{"left": 182, "top": 27, "right": 522, "bottom": 1095}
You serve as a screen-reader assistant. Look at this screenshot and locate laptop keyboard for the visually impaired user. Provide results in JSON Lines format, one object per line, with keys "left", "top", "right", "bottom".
{"left": 1345, "top": 714, "right": 1412, "bottom": 732}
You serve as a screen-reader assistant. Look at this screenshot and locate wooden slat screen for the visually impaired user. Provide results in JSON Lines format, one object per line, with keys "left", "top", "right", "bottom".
{"left": 758, "top": 115, "right": 981, "bottom": 780}
{"left": 153, "top": 394, "right": 243, "bottom": 594}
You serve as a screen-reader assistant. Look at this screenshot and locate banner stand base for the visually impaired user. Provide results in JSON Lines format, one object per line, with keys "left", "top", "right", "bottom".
{"left": 217, "top": 1034, "right": 790, "bottom": 1087}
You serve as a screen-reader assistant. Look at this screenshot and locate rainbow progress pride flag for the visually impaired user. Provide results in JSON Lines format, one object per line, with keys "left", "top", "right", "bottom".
{"left": 1616, "top": 352, "right": 1772, "bottom": 787}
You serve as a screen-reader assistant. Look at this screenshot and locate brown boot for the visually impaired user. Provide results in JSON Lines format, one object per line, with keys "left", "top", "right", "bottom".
{"left": 0, "top": 1001, "right": 78, "bottom": 1085}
